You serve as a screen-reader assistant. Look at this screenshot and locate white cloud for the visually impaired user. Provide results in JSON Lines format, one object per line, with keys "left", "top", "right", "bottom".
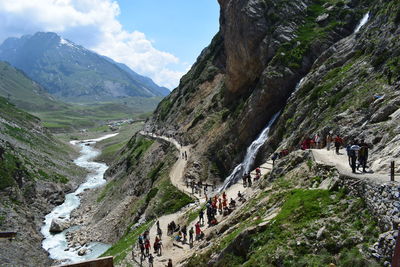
{"left": 0, "top": 0, "right": 185, "bottom": 89}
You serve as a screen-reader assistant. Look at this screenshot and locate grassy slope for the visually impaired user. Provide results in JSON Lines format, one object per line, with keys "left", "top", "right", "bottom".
{"left": 186, "top": 159, "right": 380, "bottom": 267}
{"left": 0, "top": 96, "right": 82, "bottom": 189}
{"left": 0, "top": 61, "right": 66, "bottom": 111}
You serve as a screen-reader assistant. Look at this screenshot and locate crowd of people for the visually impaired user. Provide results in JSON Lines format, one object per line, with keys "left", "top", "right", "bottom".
{"left": 134, "top": 221, "right": 170, "bottom": 267}
{"left": 301, "top": 133, "right": 370, "bottom": 173}
{"left": 132, "top": 188, "right": 247, "bottom": 266}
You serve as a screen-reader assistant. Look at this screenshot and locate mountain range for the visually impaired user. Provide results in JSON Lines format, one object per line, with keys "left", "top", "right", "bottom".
{"left": 0, "top": 32, "right": 169, "bottom": 103}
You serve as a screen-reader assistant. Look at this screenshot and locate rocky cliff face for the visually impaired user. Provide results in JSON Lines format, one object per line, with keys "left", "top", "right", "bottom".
{"left": 0, "top": 97, "right": 85, "bottom": 266}
{"left": 146, "top": 0, "right": 373, "bottom": 182}
{"left": 265, "top": 0, "right": 400, "bottom": 172}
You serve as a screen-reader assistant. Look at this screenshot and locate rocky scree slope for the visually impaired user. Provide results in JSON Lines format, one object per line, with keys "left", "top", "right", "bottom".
{"left": 145, "top": 0, "right": 373, "bottom": 184}
{"left": 0, "top": 97, "right": 85, "bottom": 266}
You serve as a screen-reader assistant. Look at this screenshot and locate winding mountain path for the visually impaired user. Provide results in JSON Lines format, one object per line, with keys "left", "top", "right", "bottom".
{"left": 126, "top": 132, "right": 274, "bottom": 266}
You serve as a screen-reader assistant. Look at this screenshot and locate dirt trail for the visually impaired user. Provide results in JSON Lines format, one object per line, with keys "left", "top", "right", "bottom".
{"left": 127, "top": 132, "right": 274, "bottom": 266}
{"left": 311, "top": 148, "right": 390, "bottom": 183}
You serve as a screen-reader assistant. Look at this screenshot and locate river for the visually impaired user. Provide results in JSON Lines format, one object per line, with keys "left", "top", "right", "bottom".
{"left": 40, "top": 133, "right": 118, "bottom": 264}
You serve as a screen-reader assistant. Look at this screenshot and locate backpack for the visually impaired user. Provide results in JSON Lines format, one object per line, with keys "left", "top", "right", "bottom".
{"left": 359, "top": 146, "right": 367, "bottom": 157}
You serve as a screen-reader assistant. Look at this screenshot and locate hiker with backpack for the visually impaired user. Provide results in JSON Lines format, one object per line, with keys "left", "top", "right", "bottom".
{"left": 358, "top": 140, "right": 369, "bottom": 172}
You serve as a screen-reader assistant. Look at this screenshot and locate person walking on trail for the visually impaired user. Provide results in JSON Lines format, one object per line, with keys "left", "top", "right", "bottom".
{"left": 272, "top": 153, "right": 278, "bottom": 167}
{"left": 247, "top": 173, "right": 252, "bottom": 187}
{"left": 189, "top": 227, "right": 194, "bottom": 244}
{"left": 154, "top": 236, "right": 160, "bottom": 254}
{"left": 199, "top": 209, "right": 205, "bottom": 224}
{"left": 138, "top": 234, "right": 144, "bottom": 247}
{"left": 242, "top": 173, "right": 247, "bottom": 187}
{"left": 148, "top": 253, "right": 154, "bottom": 267}
{"left": 314, "top": 133, "right": 321, "bottom": 149}
{"left": 139, "top": 243, "right": 145, "bottom": 261}
{"left": 157, "top": 240, "right": 163, "bottom": 256}
{"left": 326, "top": 133, "right": 332, "bottom": 151}
{"left": 350, "top": 141, "right": 360, "bottom": 173}
{"left": 144, "top": 239, "right": 151, "bottom": 256}
{"left": 334, "top": 135, "right": 344, "bottom": 154}
{"left": 157, "top": 225, "right": 162, "bottom": 239}
{"left": 195, "top": 222, "right": 201, "bottom": 240}
{"left": 167, "top": 259, "right": 173, "bottom": 267}
{"left": 182, "top": 225, "right": 188, "bottom": 242}
{"left": 255, "top": 167, "right": 261, "bottom": 176}
{"left": 358, "top": 140, "right": 369, "bottom": 172}
{"left": 184, "top": 151, "right": 187, "bottom": 160}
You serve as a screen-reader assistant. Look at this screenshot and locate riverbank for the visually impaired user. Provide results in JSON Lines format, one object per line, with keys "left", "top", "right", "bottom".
{"left": 40, "top": 133, "right": 118, "bottom": 265}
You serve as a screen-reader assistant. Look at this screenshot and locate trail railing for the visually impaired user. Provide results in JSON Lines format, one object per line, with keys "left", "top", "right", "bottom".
{"left": 391, "top": 161, "right": 400, "bottom": 182}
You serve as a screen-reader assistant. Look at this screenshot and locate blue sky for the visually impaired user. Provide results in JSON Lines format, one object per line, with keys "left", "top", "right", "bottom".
{"left": 116, "top": 0, "right": 220, "bottom": 65}
{"left": 0, "top": 0, "right": 220, "bottom": 88}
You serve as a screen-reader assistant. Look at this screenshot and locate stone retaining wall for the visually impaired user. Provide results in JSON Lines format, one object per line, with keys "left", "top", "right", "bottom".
{"left": 338, "top": 175, "right": 399, "bottom": 265}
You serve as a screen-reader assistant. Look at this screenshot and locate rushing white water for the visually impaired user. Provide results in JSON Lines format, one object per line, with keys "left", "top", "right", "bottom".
{"left": 354, "top": 12, "right": 370, "bottom": 33}
{"left": 220, "top": 112, "right": 281, "bottom": 191}
{"left": 41, "top": 133, "right": 118, "bottom": 264}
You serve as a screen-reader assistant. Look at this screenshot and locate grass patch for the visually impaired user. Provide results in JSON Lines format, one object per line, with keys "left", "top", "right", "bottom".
{"left": 152, "top": 180, "right": 194, "bottom": 216}
{"left": 101, "top": 220, "right": 154, "bottom": 264}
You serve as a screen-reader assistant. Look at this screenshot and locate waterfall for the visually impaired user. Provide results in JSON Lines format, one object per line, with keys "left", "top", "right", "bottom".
{"left": 354, "top": 12, "right": 370, "bottom": 33}
{"left": 220, "top": 112, "right": 280, "bottom": 191}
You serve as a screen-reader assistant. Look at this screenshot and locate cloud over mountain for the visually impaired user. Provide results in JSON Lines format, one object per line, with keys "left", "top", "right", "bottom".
{"left": 0, "top": 0, "right": 185, "bottom": 88}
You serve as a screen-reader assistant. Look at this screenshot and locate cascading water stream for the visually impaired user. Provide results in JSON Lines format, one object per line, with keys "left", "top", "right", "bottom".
{"left": 220, "top": 112, "right": 281, "bottom": 191}
{"left": 354, "top": 12, "right": 370, "bottom": 33}
{"left": 41, "top": 133, "right": 118, "bottom": 264}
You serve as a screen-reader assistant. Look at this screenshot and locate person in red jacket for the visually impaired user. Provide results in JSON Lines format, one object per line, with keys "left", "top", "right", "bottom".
{"left": 195, "top": 222, "right": 201, "bottom": 240}
{"left": 144, "top": 239, "right": 151, "bottom": 256}
{"left": 334, "top": 135, "right": 344, "bottom": 154}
